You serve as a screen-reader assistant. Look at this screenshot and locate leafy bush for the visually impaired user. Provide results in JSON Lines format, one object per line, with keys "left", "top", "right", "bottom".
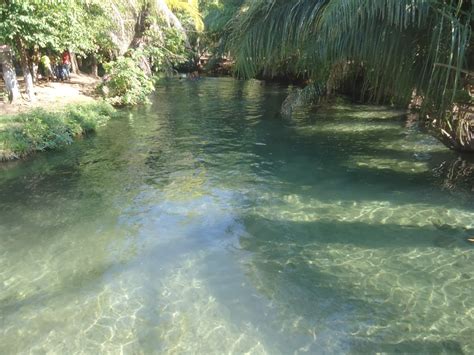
{"left": 99, "top": 54, "right": 155, "bottom": 106}
{"left": 0, "top": 102, "right": 115, "bottom": 160}
{"left": 23, "top": 111, "right": 75, "bottom": 150}
{"left": 143, "top": 27, "right": 188, "bottom": 73}
{"left": 65, "top": 102, "right": 114, "bottom": 131}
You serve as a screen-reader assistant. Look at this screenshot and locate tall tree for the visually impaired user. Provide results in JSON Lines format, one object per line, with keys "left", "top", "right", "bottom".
{"left": 0, "top": 0, "right": 70, "bottom": 101}
{"left": 0, "top": 0, "right": 118, "bottom": 97}
{"left": 0, "top": 44, "right": 20, "bottom": 102}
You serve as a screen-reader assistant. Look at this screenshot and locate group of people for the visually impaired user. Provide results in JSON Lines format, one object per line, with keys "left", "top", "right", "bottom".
{"left": 37, "top": 51, "right": 72, "bottom": 82}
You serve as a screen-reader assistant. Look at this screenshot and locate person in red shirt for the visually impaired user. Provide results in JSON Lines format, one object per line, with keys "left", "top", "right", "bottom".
{"left": 61, "top": 51, "right": 71, "bottom": 79}
{"left": 62, "top": 51, "right": 71, "bottom": 65}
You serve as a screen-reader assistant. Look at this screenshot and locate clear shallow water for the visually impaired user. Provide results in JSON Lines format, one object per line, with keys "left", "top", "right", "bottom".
{"left": 1, "top": 78, "right": 473, "bottom": 354}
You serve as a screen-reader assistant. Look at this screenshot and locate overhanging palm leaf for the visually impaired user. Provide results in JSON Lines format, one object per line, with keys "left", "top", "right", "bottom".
{"left": 227, "top": 0, "right": 471, "bottom": 113}
{"left": 165, "top": 0, "right": 204, "bottom": 31}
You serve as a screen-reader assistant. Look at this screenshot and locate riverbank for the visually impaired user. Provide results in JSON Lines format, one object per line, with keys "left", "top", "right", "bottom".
{"left": 0, "top": 102, "right": 115, "bottom": 161}
{"left": 0, "top": 73, "right": 100, "bottom": 115}
{"left": 0, "top": 74, "right": 117, "bottom": 161}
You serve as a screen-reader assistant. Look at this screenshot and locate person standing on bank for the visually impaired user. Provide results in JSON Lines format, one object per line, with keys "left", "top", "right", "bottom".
{"left": 61, "top": 50, "right": 71, "bottom": 80}
{"left": 40, "top": 53, "right": 54, "bottom": 81}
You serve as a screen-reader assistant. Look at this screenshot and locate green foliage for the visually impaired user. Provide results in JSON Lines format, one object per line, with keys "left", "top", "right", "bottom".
{"left": 1, "top": 1, "right": 92, "bottom": 53}
{"left": 198, "top": 0, "right": 244, "bottom": 59}
{"left": 62, "top": 1, "right": 117, "bottom": 56}
{"left": 201, "top": 0, "right": 243, "bottom": 40}
{"left": 452, "top": 90, "right": 473, "bottom": 105}
{"left": 16, "top": 110, "right": 75, "bottom": 151}
{"left": 167, "top": 0, "right": 204, "bottom": 31}
{"left": 99, "top": 54, "right": 155, "bottom": 106}
{"left": 0, "top": 0, "right": 121, "bottom": 75}
{"left": 65, "top": 102, "right": 115, "bottom": 131}
{"left": 227, "top": 0, "right": 472, "bottom": 114}
{"left": 0, "top": 102, "right": 114, "bottom": 160}
{"left": 0, "top": 0, "right": 199, "bottom": 70}
{"left": 0, "top": 1, "right": 65, "bottom": 48}
{"left": 143, "top": 26, "right": 188, "bottom": 72}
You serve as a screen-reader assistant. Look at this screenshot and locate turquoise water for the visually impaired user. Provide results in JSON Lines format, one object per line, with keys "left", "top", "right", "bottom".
{"left": 1, "top": 78, "right": 473, "bottom": 354}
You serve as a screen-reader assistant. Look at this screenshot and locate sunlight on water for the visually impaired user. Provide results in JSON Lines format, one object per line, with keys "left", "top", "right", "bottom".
{"left": 1, "top": 78, "right": 473, "bottom": 353}
{"left": 255, "top": 193, "right": 474, "bottom": 228}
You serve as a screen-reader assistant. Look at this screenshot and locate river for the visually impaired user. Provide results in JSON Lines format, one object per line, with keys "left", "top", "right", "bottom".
{"left": 1, "top": 78, "right": 473, "bottom": 353}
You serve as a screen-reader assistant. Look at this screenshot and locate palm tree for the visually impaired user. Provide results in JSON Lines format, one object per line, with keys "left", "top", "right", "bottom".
{"left": 227, "top": 0, "right": 473, "bottom": 151}
{"left": 107, "top": 0, "right": 203, "bottom": 54}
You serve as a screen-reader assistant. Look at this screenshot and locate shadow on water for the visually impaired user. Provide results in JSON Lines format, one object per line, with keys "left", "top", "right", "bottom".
{"left": 1, "top": 78, "right": 473, "bottom": 353}
{"left": 137, "top": 78, "right": 474, "bottom": 351}
{"left": 228, "top": 213, "right": 472, "bottom": 353}
{"left": 241, "top": 216, "right": 473, "bottom": 249}
{"left": 154, "top": 78, "right": 474, "bottom": 209}
{"left": 351, "top": 339, "right": 464, "bottom": 354}
{"left": 252, "top": 121, "right": 473, "bottom": 207}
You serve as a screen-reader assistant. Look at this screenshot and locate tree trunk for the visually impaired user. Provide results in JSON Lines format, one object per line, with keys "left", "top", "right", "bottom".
{"left": 16, "top": 38, "right": 35, "bottom": 102}
{"left": 91, "top": 54, "right": 98, "bottom": 77}
{"left": 70, "top": 51, "right": 80, "bottom": 74}
{"left": 0, "top": 45, "right": 21, "bottom": 103}
{"left": 129, "top": 6, "right": 152, "bottom": 76}
{"left": 130, "top": 1, "right": 189, "bottom": 48}
{"left": 129, "top": 5, "right": 151, "bottom": 50}
{"left": 31, "top": 62, "right": 39, "bottom": 83}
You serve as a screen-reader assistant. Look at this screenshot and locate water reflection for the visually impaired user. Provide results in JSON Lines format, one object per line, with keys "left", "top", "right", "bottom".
{"left": 0, "top": 78, "right": 473, "bottom": 354}
{"left": 433, "top": 156, "right": 474, "bottom": 193}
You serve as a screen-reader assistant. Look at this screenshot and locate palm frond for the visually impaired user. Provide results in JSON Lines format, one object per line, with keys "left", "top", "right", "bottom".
{"left": 165, "top": 0, "right": 204, "bottom": 31}
{"left": 227, "top": 0, "right": 472, "bottom": 113}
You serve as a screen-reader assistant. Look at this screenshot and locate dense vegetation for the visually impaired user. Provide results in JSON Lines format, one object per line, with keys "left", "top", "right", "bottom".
{"left": 0, "top": 0, "right": 473, "bottom": 152}
{"left": 0, "top": 102, "right": 115, "bottom": 160}
{"left": 0, "top": 0, "right": 201, "bottom": 104}
{"left": 226, "top": 0, "right": 473, "bottom": 151}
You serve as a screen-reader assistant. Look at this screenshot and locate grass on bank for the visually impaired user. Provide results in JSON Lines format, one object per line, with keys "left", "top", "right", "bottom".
{"left": 0, "top": 102, "right": 115, "bottom": 161}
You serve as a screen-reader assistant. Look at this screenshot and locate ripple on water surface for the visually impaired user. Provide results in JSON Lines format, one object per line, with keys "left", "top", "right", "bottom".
{"left": 0, "top": 78, "right": 473, "bottom": 354}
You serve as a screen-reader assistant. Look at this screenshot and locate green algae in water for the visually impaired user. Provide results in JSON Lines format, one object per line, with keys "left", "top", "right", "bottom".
{"left": 0, "top": 78, "right": 473, "bottom": 354}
